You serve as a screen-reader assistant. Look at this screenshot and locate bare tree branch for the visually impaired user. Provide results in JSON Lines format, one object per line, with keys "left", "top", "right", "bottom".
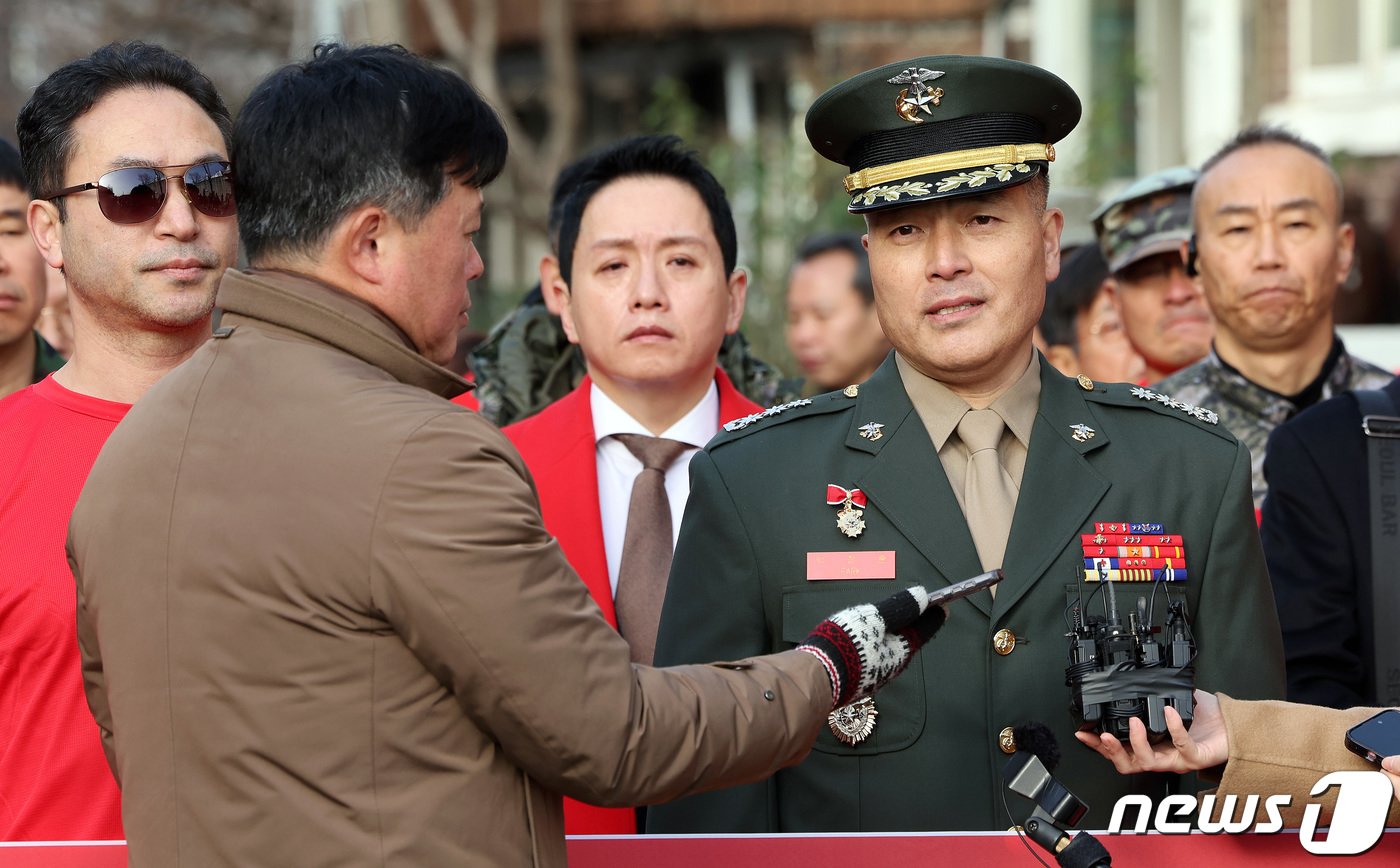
{"left": 419, "top": 0, "right": 580, "bottom": 232}
{"left": 420, "top": 0, "right": 530, "bottom": 163}
{"left": 538, "top": 0, "right": 580, "bottom": 173}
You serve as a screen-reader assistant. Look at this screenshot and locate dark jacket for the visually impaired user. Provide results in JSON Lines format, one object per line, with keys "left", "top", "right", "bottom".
{"left": 1261, "top": 375, "right": 1400, "bottom": 708}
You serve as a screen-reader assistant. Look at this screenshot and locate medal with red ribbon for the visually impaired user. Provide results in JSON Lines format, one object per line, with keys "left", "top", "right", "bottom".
{"left": 826, "top": 484, "right": 867, "bottom": 538}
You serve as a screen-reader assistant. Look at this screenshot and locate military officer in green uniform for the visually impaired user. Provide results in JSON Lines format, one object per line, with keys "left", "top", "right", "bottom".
{"left": 648, "top": 55, "right": 1285, "bottom": 832}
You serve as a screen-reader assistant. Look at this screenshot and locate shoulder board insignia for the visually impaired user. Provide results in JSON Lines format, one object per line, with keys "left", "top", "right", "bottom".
{"left": 1128, "top": 386, "right": 1218, "bottom": 425}
{"left": 723, "top": 398, "right": 814, "bottom": 432}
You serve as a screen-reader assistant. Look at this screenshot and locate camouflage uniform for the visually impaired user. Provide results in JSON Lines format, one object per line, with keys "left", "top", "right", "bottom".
{"left": 1092, "top": 166, "right": 1196, "bottom": 274}
{"left": 1152, "top": 343, "right": 1392, "bottom": 510}
{"left": 469, "top": 287, "right": 802, "bottom": 427}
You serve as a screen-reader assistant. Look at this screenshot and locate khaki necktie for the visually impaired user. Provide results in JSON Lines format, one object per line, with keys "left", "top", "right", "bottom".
{"left": 612, "top": 433, "right": 691, "bottom": 665}
{"left": 957, "top": 408, "right": 1017, "bottom": 575}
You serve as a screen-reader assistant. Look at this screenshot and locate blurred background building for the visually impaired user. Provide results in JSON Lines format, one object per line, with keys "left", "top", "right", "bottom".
{"left": 4, "top": 0, "right": 1398, "bottom": 370}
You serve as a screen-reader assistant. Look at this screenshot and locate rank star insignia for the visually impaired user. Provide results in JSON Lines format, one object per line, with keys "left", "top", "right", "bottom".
{"left": 1070, "top": 423, "right": 1095, "bottom": 443}
{"left": 1128, "top": 387, "right": 1219, "bottom": 425}
{"left": 858, "top": 422, "right": 885, "bottom": 441}
{"left": 887, "top": 67, "right": 945, "bottom": 124}
{"left": 828, "top": 696, "right": 878, "bottom": 745}
{"left": 723, "top": 398, "right": 813, "bottom": 432}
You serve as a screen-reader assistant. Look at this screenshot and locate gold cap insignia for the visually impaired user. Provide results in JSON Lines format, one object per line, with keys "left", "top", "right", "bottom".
{"left": 888, "top": 67, "right": 944, "bottom": 124}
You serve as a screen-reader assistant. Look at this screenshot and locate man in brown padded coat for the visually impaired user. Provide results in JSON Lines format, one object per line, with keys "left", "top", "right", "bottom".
{"left": 66, "top": 44, "right": 952, "bottom": 867}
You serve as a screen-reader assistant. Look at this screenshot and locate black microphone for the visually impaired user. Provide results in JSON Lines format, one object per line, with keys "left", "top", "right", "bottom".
{"left": 1015, "top": 721, "right": 1062, "bottom": 771}
{"left": 1004, "top": 722, "right": 1085, "bottom": 828}
{"left": 1002, "top": 722, "right": 1111, "bottom": 868}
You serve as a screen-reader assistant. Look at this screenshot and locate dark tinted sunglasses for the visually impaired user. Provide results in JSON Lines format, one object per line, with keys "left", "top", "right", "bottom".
{"left": 46, "top": 161, "right": 236, "bottom": 225}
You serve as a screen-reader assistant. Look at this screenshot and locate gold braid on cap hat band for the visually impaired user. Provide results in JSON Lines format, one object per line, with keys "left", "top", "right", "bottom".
{"left": 843, "top": 143, "right": 1056, "bottom": 193}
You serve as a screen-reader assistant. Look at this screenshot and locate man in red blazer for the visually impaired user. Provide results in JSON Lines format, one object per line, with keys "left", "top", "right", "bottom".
{"left": 504, "top": 135, "right": 761, "bottom": 834}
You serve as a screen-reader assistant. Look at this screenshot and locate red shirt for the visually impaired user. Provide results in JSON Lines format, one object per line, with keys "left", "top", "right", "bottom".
{"left": 0, "top": 376, "right": 127, "bottom": 840}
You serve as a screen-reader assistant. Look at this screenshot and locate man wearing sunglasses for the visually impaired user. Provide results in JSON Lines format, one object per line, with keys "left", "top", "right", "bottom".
{"left": 0, "top": 42, "right": 237, "bottom": 841}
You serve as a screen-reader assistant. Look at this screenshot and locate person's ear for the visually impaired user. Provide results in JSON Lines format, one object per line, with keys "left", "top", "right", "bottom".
{"left": 554, "top": 276, "right": 581, "bottom": 345}
{"left": 723, "top": 268, "right": 748, "bottom": 334}
{"left": 27, "top": 200, "right": 65, "bottom": 270}
{"left": 1334, "top": 222, "right": 1356, "bottom": 289}
{"left": 539, "top": 254, "right": 566, "bottom": 315}
{"left": 337, "top": 205, "right": 393, "bottom": 287}
{"left": 1041, "top": 207, "right": 1065, "bottom": 283}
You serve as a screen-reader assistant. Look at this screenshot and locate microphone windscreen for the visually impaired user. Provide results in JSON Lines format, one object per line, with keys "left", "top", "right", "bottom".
{"left": 1013, "top": 721, "right": 1061, "bottom": 773}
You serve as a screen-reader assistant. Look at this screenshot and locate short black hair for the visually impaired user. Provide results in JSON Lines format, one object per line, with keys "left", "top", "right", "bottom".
{"left": 234, "top": 43, "right": 508, "bottom": 262}
{"left": 0, "top": 139, "right": 25, "bottom": 192}
{"left": 16, "top": 42, "right": 231, "bottom": 218}
{"left": 793, "top": 232, "right": 873, "bottom": 303}
{"left": 1196, "top": 125, "right": 1341, "bottom": 213}
{"left": 1027, "top": 170, "right": 1050, "bottom": 215}
{"left": 556, "top": 134, "right": 737, "bottom": 285}
{"left": 547, "top": 152, "right": 601, "bottom": 254}
{"left": 1039, "top": 243, "right": 1108, "bottom": 349}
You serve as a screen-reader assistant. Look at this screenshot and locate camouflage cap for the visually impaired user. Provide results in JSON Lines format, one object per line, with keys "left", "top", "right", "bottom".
{"left": 805, "top": 55, "right": 1081, "bottom": 214}
{"left": 1091, "top": 166, "right": 1198, "bottom": 274}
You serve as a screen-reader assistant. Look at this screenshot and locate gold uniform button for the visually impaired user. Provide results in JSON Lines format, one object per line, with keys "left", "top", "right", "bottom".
{"left": 999, "top": 726, "right": 1017, "bottom": 754}
{"left": 993, "top": 628, "right": 1016, "bottom": 656}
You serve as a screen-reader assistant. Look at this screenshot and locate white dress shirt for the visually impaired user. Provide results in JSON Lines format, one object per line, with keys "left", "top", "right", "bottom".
{"left": 591, "top": 380, "right": 719, "bottom": 596}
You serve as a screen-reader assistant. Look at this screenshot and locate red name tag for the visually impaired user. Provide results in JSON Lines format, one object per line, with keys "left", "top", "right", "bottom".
{"left": 807, "top": 551, "right": 897, "bottom": 581}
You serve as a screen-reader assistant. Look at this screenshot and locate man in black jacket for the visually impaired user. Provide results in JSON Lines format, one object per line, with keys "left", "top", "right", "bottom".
{"left": 1262, "top": 375, "right": 1400, "bottom": 708}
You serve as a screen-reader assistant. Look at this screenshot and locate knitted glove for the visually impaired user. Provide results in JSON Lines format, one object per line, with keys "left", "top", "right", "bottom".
{"left": 797, "top": 585, "right": 947, "bottom": 710}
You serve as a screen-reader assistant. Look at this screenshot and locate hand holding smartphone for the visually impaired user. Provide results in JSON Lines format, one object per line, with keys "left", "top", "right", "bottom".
{"left": 925, "top": 569, "right": 1004, "bottom": 607}
{"left": 1344, "top": 709, "right": 1400, "bottom": 766}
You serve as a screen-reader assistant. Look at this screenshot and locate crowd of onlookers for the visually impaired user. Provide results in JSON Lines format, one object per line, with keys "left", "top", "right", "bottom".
{"left": 1, "top": 38, "right": 1397, "bottom": 864}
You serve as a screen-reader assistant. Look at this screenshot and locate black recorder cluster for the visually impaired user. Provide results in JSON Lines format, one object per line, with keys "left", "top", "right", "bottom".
{"left": 1064, "top": 575, "right": 1196, "bottom": 742}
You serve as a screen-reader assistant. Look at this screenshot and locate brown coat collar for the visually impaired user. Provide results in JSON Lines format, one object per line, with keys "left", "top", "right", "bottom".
{"left": 215, "top": 267, "right": 470, "bottom": 400}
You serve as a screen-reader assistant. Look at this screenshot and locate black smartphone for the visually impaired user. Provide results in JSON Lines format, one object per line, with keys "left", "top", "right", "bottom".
{"left": 1344, "top": 709, "right": 1400, "bottom": 766}
{"left": 927, "top": 569, "right": 1004, "bottom": 607}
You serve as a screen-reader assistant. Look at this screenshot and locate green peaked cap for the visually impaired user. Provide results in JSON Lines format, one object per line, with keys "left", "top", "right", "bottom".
{"left": 806, "top": 55, "right": 1081, "bottom": 213}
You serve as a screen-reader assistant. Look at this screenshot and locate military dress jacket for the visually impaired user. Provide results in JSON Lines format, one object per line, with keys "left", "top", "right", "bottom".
{"left": 502, "top": 368, "right": 760, "bottom": 834}
{"left": 67, "top": 268, "right": 831, "bottom": 868}
{"left": 1261, "top": 376, "right": 1400, "bottom": 708}
{"left": 650, "top": 352, "right": 1286, "bottom": 832}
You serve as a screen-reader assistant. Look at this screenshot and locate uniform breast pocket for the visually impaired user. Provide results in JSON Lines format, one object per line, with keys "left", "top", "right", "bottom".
{"left": 781, "top": 586, "right": 926, "bottom": 756}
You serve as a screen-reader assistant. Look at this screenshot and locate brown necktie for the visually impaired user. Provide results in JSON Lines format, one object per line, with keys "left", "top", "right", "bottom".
{"left": 957, "top": 408, "right": 1017, "bottom": 577}
{"left": 612, "top": 433, "right": 691, "bottom": 665}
